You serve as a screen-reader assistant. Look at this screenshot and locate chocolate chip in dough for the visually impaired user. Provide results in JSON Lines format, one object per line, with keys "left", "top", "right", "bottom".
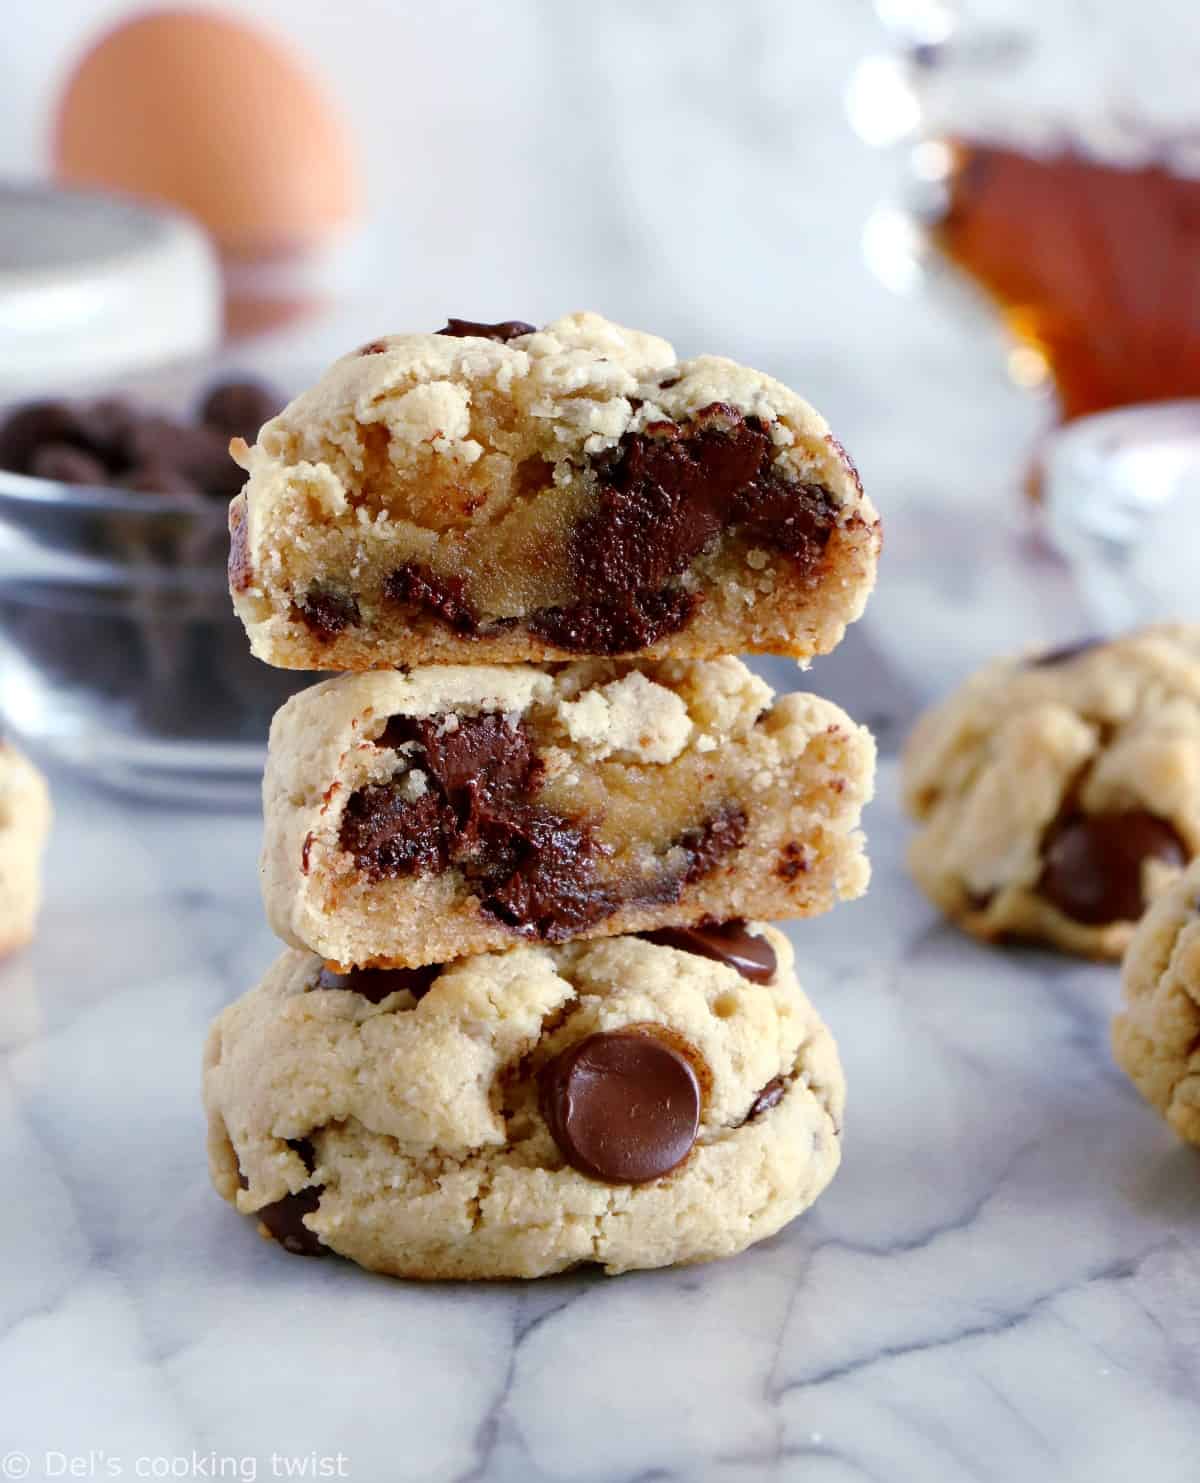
{"left": 639, "top": 919, "right": 776, "bottom": 983}
{"left": 1038, "top": 809, "right": 1187, "bottom": 924}
{"left": 436, "top": 318, "right": 535, "bottom": 342}
{"left": 539, "top": 1029, "right": 701, "bottom": 1183}
{"left": 315, "top": 964, "right": 440, "bottom": 1003}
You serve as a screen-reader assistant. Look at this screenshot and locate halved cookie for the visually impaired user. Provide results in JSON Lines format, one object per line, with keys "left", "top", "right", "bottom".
{"left": 229, "top": 313, "right": 879, "bottom": 667}
{"left": 261, "top": 657, "right": 874, "bottom": 969}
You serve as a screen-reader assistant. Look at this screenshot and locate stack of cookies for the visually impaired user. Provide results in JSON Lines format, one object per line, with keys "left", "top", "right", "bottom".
{"left": 204, "top": 313, "right": 881, "bottom": 1278}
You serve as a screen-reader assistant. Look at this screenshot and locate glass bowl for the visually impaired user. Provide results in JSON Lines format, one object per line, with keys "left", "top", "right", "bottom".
{"left": 1043, "top": 399, "right": 1200, "bottom": 632}
{"left": 0, "top": 463, "right": 314, "bottom": 806}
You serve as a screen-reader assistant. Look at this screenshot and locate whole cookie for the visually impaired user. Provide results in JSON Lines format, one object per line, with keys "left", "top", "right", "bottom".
{"left": 1113, "top": 857, "right": 1200, "bottom": 1145}
{"left": 902, "top": 627, "right": 1200, "bottom": 958}
{"left": 0, "top": 743, "right": 51, "bottom": 956}
{"left": 203, "top": 925, "right": 844, "bottom": 1278}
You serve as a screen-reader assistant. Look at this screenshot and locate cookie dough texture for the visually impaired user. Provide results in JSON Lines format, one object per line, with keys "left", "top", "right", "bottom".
{"left": 203, "top": 927, "right": 845, "bottom": 1277}
{"left": 228, "top": 312, "right": 879, "bottom": 666}
{"left": 1113, "top": 858, "right": 1200, "bottom": 1145}
{"left": 902, "top": 627, "right": 1200, "bottom": 958}
{"left": 261, "top": 657, "right": 874, "bottom": 969}
{"left": 0, "top": 744, "right": 51, "bottom": 956}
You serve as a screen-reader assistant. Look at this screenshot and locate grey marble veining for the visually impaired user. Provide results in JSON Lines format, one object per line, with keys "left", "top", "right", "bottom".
{"left": 2, "top": 749, "right": 1197, "bottom": 1483}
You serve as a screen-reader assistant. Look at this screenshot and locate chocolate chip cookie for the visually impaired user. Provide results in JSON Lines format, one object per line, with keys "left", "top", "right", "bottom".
{"left": 0, "top": 742, "right": 51, "bottom": 957}
{"left": 261, "top": 657, "right": 874, "bottom": 969}
{"left": 902, "top": 627, "right": 1200, "bottom": 958}
{"left": 228, "top": 312, "right": 879, "bottom": 667}
{"left": 203, "top": 924, "right": 844, "bottom": 1277}
{"left": 1112, "top": 858, "right": 1200, "bottom": 1145}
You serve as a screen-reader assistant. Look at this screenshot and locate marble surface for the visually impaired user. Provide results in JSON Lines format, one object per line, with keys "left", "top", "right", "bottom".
{"left": 2, "top": 738, "right": 1198, "bottom": 1483}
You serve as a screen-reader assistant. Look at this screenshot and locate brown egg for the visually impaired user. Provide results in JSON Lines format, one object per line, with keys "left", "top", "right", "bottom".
{"left": 52, "top": 8, "right": 359, "bottom": 258}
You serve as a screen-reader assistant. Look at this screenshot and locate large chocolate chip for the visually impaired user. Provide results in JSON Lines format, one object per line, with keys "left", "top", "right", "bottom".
{"left": 539, "top": 1029, "right": 701, "bottom": 1183}
{"left": 293, "top": 585, "right": 361, "bottom": 640}
{"left": 747, "top": 1076, "right": 786, "bottom": 1120}
{"left": 640, "top": 919, "right": 776, "bottom": 983}
{"left": 315, "top": 963, "right": 440, "bottom": 1003}
{"left": 199, "top": 379, "right": 283, "bottom": 442}
{"left": 436, "top": 318, "right": 535, "bottom": 342}
{"left": 1029, "top": 636, "right": 1105, "bottom": 667}
{"left": 1038, "top": 809, "right": 1187, "bottom": 924}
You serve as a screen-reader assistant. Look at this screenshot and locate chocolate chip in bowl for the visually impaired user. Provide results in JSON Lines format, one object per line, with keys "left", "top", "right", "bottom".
{"left": 0, "top": 376, "right": 322, "bottom": 804}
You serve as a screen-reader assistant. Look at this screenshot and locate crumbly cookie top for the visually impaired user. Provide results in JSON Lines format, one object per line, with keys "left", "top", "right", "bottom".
{"left": 231, "top": 311, "right": 868, "bottom": 525}
{"left": 266, "top": 656, "right": 781, "bottom": 806}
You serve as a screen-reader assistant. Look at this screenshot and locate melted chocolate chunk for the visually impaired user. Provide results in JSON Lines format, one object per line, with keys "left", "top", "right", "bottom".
{"left": 640, "top": 919, "right": 776, "bottom": 983}
{"left": 338, "top": 783, "right": 449, "bottom": 878}
{"left": 539, "top": 1029, "right": 701, "bottom": 1183}
{"left": 378, "top": 711, "right": 541, "bottom": 796}
{"left": 315, "top": 964, "right": 440, "bottom": 1003}
{"left": 384, "top": 563, "right": 480, "bottom": 634}
{"left": 340, "top": 711, "right": 610, "bottom": 939}
{"left": 747, "top": 1076, "right": 786, "bottom": 1120}
{"left": 436, "top": 318, "right": 535, "bottom": 342}
{"left": 293, "top": 586, "right": 361, "bottom": 640}
{"left": 526, "top": 587, "right": 697, "bottom": 654}
{"left": 680, "top": 806, "right": 748, "bottom": 884}
{"left": 338, "top": 710, "right": 748, "bottom": 940}
{"left": 583, "top": 405, "right": 836, "bottom": 585}
{"left": 526, "top": 405, "right": 838, "bottom": 654}
{"left": 1029, "top": 636, "right": 1106, "bottom": 668}
{"left": 1038, "top": 809, "right": 1187, "bottom": 924}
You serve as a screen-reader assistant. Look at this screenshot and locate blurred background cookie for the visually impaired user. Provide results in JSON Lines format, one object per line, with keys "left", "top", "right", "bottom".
{"left": 902, "top": 627, "right": 1200, "bottom": 958}
{"left": 1113, "top": 857, "right": 1200, "bottom": 1145}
